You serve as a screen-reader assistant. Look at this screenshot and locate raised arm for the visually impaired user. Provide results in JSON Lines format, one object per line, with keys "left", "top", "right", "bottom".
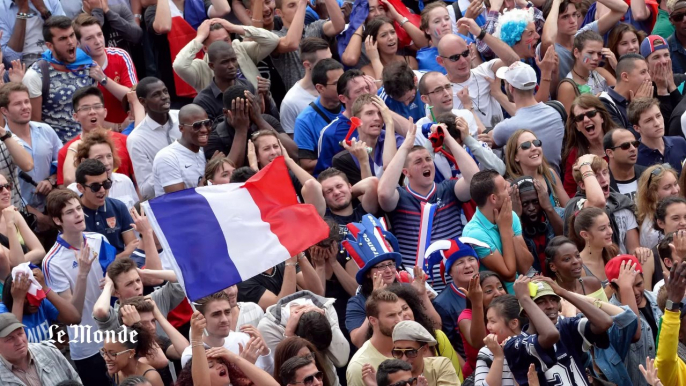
{"left": 296, "top": 252, "right": 325, "bottom": 295}
{"left": 539, "top": 276, "right": 613, "bottom": 333}
{"left": 574, "top": 154, "right": 606, "bottom": 209}
{"left": 341, "top": 26, "right": 364, "bottom": 67}
{"left": 596, "top": 0, "right": 629, "bottom": 34}
{"left": 149, "top": 297, "right": 189, "bottom": 359}
{"left": 231, "top": 0, "right": 253, "bottom": 25}
{"left": 352, "top": 177, "right": 380, "bottom": 215}
{"left": 539, "top": 0, "right": 560, "bottom": 59}
{"left": 513, "top": 276, "right": 560, "bottom": 348}
{"left": 257, "top": 255, "right": 298, "bottom": 310}
{"left": 3, "top": 131, "right": 33, "bottom": 172}
{"left": 152, "top": 0, "right": 172, "bottom": 34}
{"left": 378, "top": 123, "right": 416, "bottom": 212}
{"left": 322, "top": 0, "right": 345, "bottom": 37}
{"left": 208, "top": 0, "right": 231, "bottom": 18}
{"left": 274, "top": 0, "right": 308, "bottom": 53}
{"left": 443, "top": 126, "right": 478, "bottom": 202}
{"left": 457, "top": 17, "right": 520, "bottom": 69}
{"left": 382, "top": 0, "right": 429, "bottom": 48}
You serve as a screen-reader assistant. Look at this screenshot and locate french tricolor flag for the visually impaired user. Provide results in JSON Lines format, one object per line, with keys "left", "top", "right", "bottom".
{"left": 142, "top": 157, "right": 329, "bottom": 301}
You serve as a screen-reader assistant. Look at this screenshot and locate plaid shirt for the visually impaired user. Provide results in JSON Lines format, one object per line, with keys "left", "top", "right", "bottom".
{"left": 477, "top": 7, "right": 545, "bottom": 61}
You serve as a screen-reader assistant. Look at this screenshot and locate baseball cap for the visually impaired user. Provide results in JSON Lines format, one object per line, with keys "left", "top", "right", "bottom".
{"left": 605, "top": 254, "right": 643, "bottom": 283}
{"left": 495, "top": 62, "right": 537, "bottom": 90}
{"left": 640, "top": 35, "right": 668, "bottom": 59}
{"left": 530, "top": 281, "right": 560, "bottom": 302}
{"left": 392, "top": 320, "right": 437, "bottom": 346}
{"left": 0, "top": 313, "right": 25, "bottom": 338}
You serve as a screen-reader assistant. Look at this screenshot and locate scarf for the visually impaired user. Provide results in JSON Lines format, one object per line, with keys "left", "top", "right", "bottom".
{"left": 41, "top": 48, "right": 94, "bottom": 71}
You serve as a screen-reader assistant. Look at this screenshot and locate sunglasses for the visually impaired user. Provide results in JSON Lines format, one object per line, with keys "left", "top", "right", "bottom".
{"left": 519, "top": 139, "right": 542, "bottom": 150}
{"left": 671, "top": 12, "right": 686, "bottom": 22}
{"left": 0, "top": 183, "right": 12, "bottom": 192}
{"left": 610, "top": 140, "right": 640, "bottom": 151}
{"left": 440, "top": 48, "right": 470, "bottom": 62}
{"left": 81, "top": 179, "right": 112, "bottom": 193}
{"left": 291, "top": 371, "right": 324, "bottom": 386}
{"left": 391, "top": 345, "right": 425, "bottom": 359}
{"left": 388, "top": 378, "right": 418, "bottom": 386}
{"left": 647, "top": 164, "right": 671, "bottom": 187}
{"left": 573, "top": 109, "right": 598, "bottom": 123}
{"left": 181, "top": 119, "right": 212, "bottom": 131}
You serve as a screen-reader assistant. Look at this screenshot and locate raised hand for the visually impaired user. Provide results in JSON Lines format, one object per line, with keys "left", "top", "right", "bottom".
{"left": 670, "top": 230, "right": 686, "bottom": 262}
{"left": 372, "top": 95, "right": 392, "bottom": 125}
{"left": 228, "top": 97, "right": 251, "bottom": 133}
{"left": 239, "top": 325, "right": 269, "bottom": 356}
{"left": 342, "top": 138, "right": 370, "bottom": 163}
{"left": 76, "top": 243, "right": 95, "bottom": 276}
{"left": 8, "top": 60, "right": 26, "bottom": 83}
{"left": 532, "top": 179, "right": 553, "bottom": 212}
{"left": 238, "top": 336, "right": 260, "bottom": 364}
{"left": 495, "top": 195, "right": 513, "bottom": 230}
{"left": 412, "top": 265, "right": 428, "bottom": 297}
{"left": 633, "top": 247, "right": 653, "bottom": 265}
{"left": 190, "top": 310, "right": 207, "bottom": 338}
{"left": 401, "top": 117, "right": 416, "bottom": 149}
{"left": 120, "top": 304, "right": 141, "bottom": 326}
{"left": 361, "top": 363, "right": 378, "bottom": 386}
{"left": 459, "top": 273, "right": 483, "bottom": 306}
{"left": 11, "top": 272, "right": 31, "bottom": 301}
{"left": 89, "top": 63, "right": 106, "bottom": 83}
{"left": 510, "top": 185, "right": 523, "bottom": 217}
{"left": 130, "top": 206, "right": 152, "bottom": 235}
{"left": 365, "top": 36, "right": 380, "bottom": 62}
{"left": 373, "top": 271, "right": 387, "bottom": 291}
{"left": 483, "top": 333, "right": 503, "bottom": 358}
{"left": 600, "top": 48, "right": 617, "bottom": 70}
{"left": 456, "top": 88, "right": 472, "bottom": 109}
{"left": 639, "top": 356, "right": 663, "bottom": 386}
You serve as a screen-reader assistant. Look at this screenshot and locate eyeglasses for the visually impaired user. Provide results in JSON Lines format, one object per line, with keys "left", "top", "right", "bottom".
{"left": 671, "top": 12, "right": 686, "bottom": 22}
{"left": 440, "top": 48, "right": 470, "bottom": 62}
{"left": 76, "top": 103, "right": 105, "bottom": 113}
{"left": 99, "top": 348, "right": 132, "bottom": 359}
{"left": 291, "top": 371, "right": 324, "bottom": 385}
{"left": 0, "top": 183, "right": 12, "bottom": 192}
{"left": 426, "top": 84, "right": 452, "bottom": 96}
{"left": 519, "top": 139, "right": 542, "bottom": 150}
{"left": 388, "top": 378, "right": 418, "bottom": 386}
{"left": 391, "top": 345, "right": 425, "bottom": 359}
{"left": 372, "top": 262, "right": 396, "bottom": 271}
{"left": 81, "top": 178, "right": 112, "bottom": 192}
{"left": 610, "top": 140, "right": 640, "bottom": 151}
{"left": 573, "top": 109, "right": 598, "bottom": 123}
{"left": 180, "top": 119, "right": 212, "bottom": 131}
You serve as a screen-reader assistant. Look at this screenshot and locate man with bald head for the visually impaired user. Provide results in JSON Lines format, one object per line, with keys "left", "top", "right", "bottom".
{"left": 152, "top": 104, "right": 210, "bottom": 196}
{"left": 194, "top": 41, "right": 256, "bottom": 121}
{"left": 437, "top": 18, "right": 521, "bottom": 130}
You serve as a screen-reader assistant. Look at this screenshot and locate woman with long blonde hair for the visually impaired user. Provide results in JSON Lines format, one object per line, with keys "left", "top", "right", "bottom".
{"left": 636, "top": 164, "right": 680, "bottom": 250}
{"left": 505, "top": 129, "right": 569, "bottom": 208}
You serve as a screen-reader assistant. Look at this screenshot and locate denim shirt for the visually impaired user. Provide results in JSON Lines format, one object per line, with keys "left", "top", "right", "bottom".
{"left": 590, "top": 306, "right": 638, "bottom": 385}
{"left": 610, "top": 290, "right": 663, "bottom": 386}
{"left": 668, "top": 33, "right": 686, "bottom": 75}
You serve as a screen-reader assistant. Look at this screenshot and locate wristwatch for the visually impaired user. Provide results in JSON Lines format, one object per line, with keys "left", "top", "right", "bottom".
{"left": 100, "top": 77, "right": 108, "bottom": 86}
{"left": 41, "top": 10, "right": 52, "bottom": 20}
{"left": 666, "top": 299, "right": 683, "bottom": 312}
{"left": 0, "top": 132, "right": 12, "bottom": 142}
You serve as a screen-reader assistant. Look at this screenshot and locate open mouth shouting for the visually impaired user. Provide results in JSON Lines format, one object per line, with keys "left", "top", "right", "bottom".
{"left": 583, "top": 122, "right": 597, "bottom": 136}
{"left": 601, "top": 183, "right": 610, "bottom": 197}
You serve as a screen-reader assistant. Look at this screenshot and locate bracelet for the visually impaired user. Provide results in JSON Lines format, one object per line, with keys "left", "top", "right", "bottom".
{"left": 593, "top": 299, "right": 603, "bottom": 308}
{"left": 285, "top": 262, "right": 298, "bottom": 267}
{"left": 582, "top": 173, "right": 595, "bottom": 179}
{"left": 191, "top": 343, "right": 205, "bottom": 348}
{"left": 133, "top": 13, "right": 142, "bottom": 19}
{"left": 16, "top": 12, "right": 34, "bottom": 19}
{"left": 399, "top": 17, "right": 409, "bottom": 26}
{"left": 578, "top": 161, "right": 592, "bottom": 168}
{"left": 44, "top": 287, "right": 51, "bottom": 296}
{"left": 477, "top": 28, "right": 487, "bottom": 40}
{"left": 251, "top": 18, "right": 263, "bottom": 22}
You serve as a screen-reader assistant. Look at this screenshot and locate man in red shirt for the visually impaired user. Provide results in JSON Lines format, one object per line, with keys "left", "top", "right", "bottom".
{"left": 57, "top": 87, "right": 134, "bottom": 186}
{"left": 73, "top": 13, "right": 137, "bottom": 126}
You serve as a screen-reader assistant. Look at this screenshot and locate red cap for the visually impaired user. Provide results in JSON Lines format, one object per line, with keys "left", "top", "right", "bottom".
{"left": 605, "top": 254, "right": 643, "bottom": 283}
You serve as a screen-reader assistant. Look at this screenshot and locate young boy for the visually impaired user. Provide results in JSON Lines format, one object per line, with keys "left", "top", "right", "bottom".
{"left": 630, "top": 97, "right": 686, "bottom": 175}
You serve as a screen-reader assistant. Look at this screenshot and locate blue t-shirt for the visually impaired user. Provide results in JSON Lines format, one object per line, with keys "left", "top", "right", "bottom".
{"left": 294, "top": 97, "right": 342, "bottom": 157}
{"left": 314, "top": 114, "right": 352, "bottom": 175}
{"left": 432, "top": 283, "right": 467, "bottom": 357}
{"left": 82, "top": 197, "right": 134, "bottom": 254}
{"left": 0, "top": 300, "right": 59, "bottom": 343}
{"left": 417, "top": 47, "right": 446, "bottom": 74}
{"left": 504, "top": 316, "right": 610, "bottom": 386}
{"left": 378, "top": 87, "right": 426, "bottom": 122}
{"left": 345, "top": 292, "right": 367, "bottom": 334}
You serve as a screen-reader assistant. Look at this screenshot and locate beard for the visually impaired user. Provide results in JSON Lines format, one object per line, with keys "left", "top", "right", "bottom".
{"left": 327, "top": 198, "right": 352, "bottom": 212}
{"left": 379, "top": 322, "right": 395, "bottom": 337}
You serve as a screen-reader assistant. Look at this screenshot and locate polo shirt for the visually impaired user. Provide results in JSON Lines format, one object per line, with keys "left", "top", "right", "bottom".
{"left": 314, "top": 114, "right": 352, "bottom": 175}
{"left": 378, "top": 86, "right": 425, "bottom": 122}
{"left": 668, "top": 32, "right": 686, "bottom": 75}
{"left": 462, "top": 207, "right": 523, "bottom": 293}
{"left": 42, "top": 232, "right": 115, "bottom": 360}
{"left": 637, "top": 136, "right": 686, "bottom": 175}
{"left": 433, "top": 283, "right": 467, "bottom": 358}
{"left": 0, "top": 300, "right": 58, "bottom": 343}
{"left": 127, "top": 111, "right": 181, "bottom": 199}
{"left": 100, "top": 48, "right": 137, "bottom": 124}
{"left": 387, "top": 180, "right": 464, "bottom": 293}
{"left": 152, "top": 140, "right": 206, "bottom": 197}
{"left": 57, "top": 130, "right": 133, "bottom": 186}
{"left": 600, "top": 88, "right": 631, "bottom": 130}
{"left": 82, "top": 197, "right": 134, "bottom": 254}
{"left": 193, "top": 78, "right": 254, "bottom": 122}
{"left": 294, "top": 97, "right": 341, "bottom": 160}
{"left": 8, "top": 122, "right": 61, "bottom": 211}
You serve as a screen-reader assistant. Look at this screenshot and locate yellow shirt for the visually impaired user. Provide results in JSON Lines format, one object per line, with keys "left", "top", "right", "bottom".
{"left": 435, "top": 329, "right": 464, "bottom": 382}
{"left": 656, "top": 310, "right": 686, "bottom": 386}
{"left": 423, "top": 356, "right": 461, "bottom": 386}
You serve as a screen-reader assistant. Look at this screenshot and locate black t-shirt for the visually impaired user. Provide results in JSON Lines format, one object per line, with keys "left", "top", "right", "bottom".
{"left": 326, "top": 204, "right": 368, "bottom": 238}
{"left": 639, "top": 304, "right": 659, "bottom": 343}
{"left": 203, "top": 114, "right": 285, "bottom": 163}
{"left": 236, "top": 262, "right": 301, "bottom": 304}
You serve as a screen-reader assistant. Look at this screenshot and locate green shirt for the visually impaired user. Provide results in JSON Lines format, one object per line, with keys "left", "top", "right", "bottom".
{"left": 653, "top": 9, "right": 675, "bottom": 39}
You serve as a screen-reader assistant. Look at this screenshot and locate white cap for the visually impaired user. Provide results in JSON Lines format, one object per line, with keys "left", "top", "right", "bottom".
{"left": 495, "top": 62, "right": 537, "bottom": 90}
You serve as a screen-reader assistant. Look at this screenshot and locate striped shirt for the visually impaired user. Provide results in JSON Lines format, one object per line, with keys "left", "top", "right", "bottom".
{"left": 474, "top": 346, "right": 516, "bottom": 386}
{"left": 101, "top": 47, "right": 138, "bottom": 124}
{"left": 387, "top": 180, "right": 464, "bottom": 293}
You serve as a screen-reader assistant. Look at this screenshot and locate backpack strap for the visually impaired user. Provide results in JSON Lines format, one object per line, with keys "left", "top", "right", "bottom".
{"left": 544, "top": 100, "right": 567, "bottom": 123}
{"left": 452, "top": 0, "right": 462, "bottom": 17}
{"left": 558, "top": 78, "right": 581, "bottom": 97}
{"left": 38, "top": 60, "right": 50, "bottom": 101}
{"left": 309, "top": 102, "right": 333, "bottom": 125}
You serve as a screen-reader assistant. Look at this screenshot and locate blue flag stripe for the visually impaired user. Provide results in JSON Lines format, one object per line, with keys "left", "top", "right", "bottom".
{"left": 149, "top": 189, "right": 242, "bottom": 301}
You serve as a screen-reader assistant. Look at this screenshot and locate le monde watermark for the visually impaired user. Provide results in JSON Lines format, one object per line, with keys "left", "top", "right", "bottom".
{"left": 46, "top": 324, "right": 138, "bottom": 344}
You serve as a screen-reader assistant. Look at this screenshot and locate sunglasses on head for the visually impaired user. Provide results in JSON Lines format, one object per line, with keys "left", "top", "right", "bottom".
{"left": 391, "top": 345, "right": 425, "bottom": 359}
{"left": 441, "top": 48, "right": 470, "bottom": 62}
{"left": 647, "top": 164, "right": 670, "bottom": 187}
{"left": 519, "top": 139, "right": 542, "bottom": 150}
{"left": 181, "top": 119, "right": 212, "bottom": 131}
{"left": 292, "top": 371, "right": 324, "bottom": 386}
{"left": 81, "top": 179, "right": 112, "bottom": 193}
{"left": 573, "top": 109, "right": 599, "bottom": 123}
{"left": 610, "top": 140, "right": 640, "bottom": 151}
{"left": 0, "top": 183, "right": 11, "bottom": 192}
{"left": 388, "top": 378, "right": 418, "bottom": 386}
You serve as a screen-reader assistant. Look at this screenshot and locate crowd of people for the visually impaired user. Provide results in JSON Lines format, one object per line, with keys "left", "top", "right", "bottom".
{"left": 5, "top": 0, "right": 686, "bottom": 384}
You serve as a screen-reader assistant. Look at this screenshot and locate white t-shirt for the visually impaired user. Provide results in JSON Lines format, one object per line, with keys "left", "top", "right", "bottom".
{"left": 451, "top": 60, "right": 504, "bottom": 129}
{"left": 614, "top": 208, "right": 639, "bottom": 254}
{"left": 152, "top": 141, "right": 206, "bottom": 197}
{"left": 615, "top": 178, "right": 638, "bottom": 202}
{"left": 180, "top": 331, "right": 274, "bottom": 374}
{"left": 280, "top": 81, "right": 317, "bottom": 134}
{"left": 640, "top": 218, "right": 662, "bottom": 251}
{"left": 42, "top": 232, "right": 112, "bottom": 360}
{"left": 67, "top": 172, "right": 138, "bottom": 210}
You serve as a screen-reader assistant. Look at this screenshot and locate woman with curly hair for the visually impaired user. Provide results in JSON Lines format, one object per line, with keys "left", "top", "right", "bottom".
{"left": 505, "top": 129, "right": 569, "bottom": 208}
{"left": 273, "top": 337, "right": 333, "bottom": 386}
{"left": 562, "top": 95, "right": 617, "bottom": 197}
{"left": 637, "top": 164, "right": 680, "bottom": 250}
{"left": 67, "top": 128, "right": 138, "bottom": 209}
{"left": 102, "top": 325, "right": 163, "bottom": 385}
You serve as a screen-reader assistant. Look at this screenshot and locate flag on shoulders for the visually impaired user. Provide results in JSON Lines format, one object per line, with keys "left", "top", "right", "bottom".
{"left": 142, "top": 157, "right": 329, "bottom": 301}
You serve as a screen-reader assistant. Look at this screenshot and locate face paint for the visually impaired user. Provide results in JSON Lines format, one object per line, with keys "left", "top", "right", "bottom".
{"left": 435, "top": 28, "right": 442, "bottom": 39}
{"left": 583, "top": 54, "right": 591, "bottom": 64}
